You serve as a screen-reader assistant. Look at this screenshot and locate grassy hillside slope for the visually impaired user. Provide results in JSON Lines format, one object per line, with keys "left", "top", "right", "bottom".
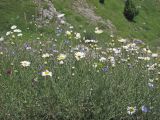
{"left": 0, "top": 0, "right": 36, "bottom": 31}
{"left": 0, "top": 1, "right": 160, "bottom": 119}
{"left": 88, "top": 0, "right": 160, "bottom": 47}
{"left": 0, "top": 0, "right": 160, "bottom": 47}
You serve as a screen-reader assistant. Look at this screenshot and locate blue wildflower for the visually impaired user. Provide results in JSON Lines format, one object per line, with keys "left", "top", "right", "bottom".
{"left": 64, "top": 40, "right": 70, "bottom": 45}
{"left": 102, "top": 66, "right": 109, "bottom": 72}
{"left": 141, "top": 105, "right": 149, "bottom": 113}
{"left": 24, "top": 43, "right": 30, "bottom": 48}
{"left": 148, "top": 82, "right": 155, "bottom": 89}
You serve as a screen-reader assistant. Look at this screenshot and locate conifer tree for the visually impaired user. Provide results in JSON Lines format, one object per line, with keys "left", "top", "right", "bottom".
{"left": 124, "top": 0, "right": 139, "bottom": 21}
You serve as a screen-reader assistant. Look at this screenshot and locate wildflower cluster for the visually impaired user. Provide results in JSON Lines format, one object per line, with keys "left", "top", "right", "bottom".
{"left": 0, "top": 25, "right": 159, "bottom": 119}
{"left": 6, "top": 25, "right": 23, "bottom": 37}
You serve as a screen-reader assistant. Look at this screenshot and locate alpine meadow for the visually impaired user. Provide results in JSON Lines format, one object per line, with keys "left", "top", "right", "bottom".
{"left": 0, "top": 0, "right": 160, "bottom": 120}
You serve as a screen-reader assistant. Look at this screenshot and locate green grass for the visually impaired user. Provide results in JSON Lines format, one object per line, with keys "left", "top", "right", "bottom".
{"left": 1, "top": 0, "right": 160, "bottom": 47}
{"left": 87, "top": 0, "right": 160, "bottom": 47}
{"left": 0, "top": 0, "right": 36, "bottom": 32}
{"left": 0, "top": 24, "right": 160, "bottom": 119}
{"left": 51, "top": 0, "right": 112, "bottom": 47}
{"left": 0, "top": 0, "right": 160, "bottom": 119}
{"left": 0, "top": 0, "right": 58, "bottom": 39}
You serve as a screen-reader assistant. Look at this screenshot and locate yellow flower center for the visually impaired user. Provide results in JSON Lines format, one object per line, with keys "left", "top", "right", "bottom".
{"left": 130, "top": 107, "right": 135, "bottom": 112}
{"left": 45, "top": 72, "right": 49, "bottom": 75}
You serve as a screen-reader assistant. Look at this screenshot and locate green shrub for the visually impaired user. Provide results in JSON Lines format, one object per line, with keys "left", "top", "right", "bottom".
{"left": 123, "top": 0, "right": 139, "bottom": 21}
{"left": 99, "top": 0, "right": 105, "bottom": 4}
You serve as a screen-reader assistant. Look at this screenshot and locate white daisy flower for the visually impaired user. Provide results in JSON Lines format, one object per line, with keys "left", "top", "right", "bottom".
{"left": 152, "top": 53, "right": 158, "bottom": 58}
{"left": 20, "top": 61, "right": 31, "bottom": 67}
{"left": 57, "top": 54, "right": 66, "bottom": 61}
{"left": 118, "top": 38, "right": 127, "bottom": 43}
{"left": 75, "top": 33, "right": 81, "bottom": 39}
{"left": 59, "top": 61, "right": 64, "bottom": 64}
{"left": 42, "top": 53, "right": 50, "bottom": 58}
{"left": 127, "top": 106, "right": 137, "bottom": 115}
{"left": 95, "top": 27, "right": 103, "bottom": 34}
{"left": 65, "top": 31, "right": 72, "bottom": 36}
{"left": 57, "top": 13, "right": 65, "bottom": 18}
{"left": 17, "top": 33, "right": 23, "bottom": 37}
{"left": 42, "top": 70, "right": 52, "bottom": 77}
{"left": 6, "top": 31, "right": 12, "bottom": 36}
{"left": 99, "top": 57, "right": 107, "bottom": 62}
{"left": 85, "top": 39, "right": 98, "bottom": 44}
{"left": 0, "top": 37, "right": 4, "bottom": 42}
{"left": 13, "top": 29, "right": 22, "bottom": 33}
{"left": 74, "top": 52, "right": 85, "bottom": 61}
{"left": 11, "top": 25, "right": 17, "bottom": 30}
